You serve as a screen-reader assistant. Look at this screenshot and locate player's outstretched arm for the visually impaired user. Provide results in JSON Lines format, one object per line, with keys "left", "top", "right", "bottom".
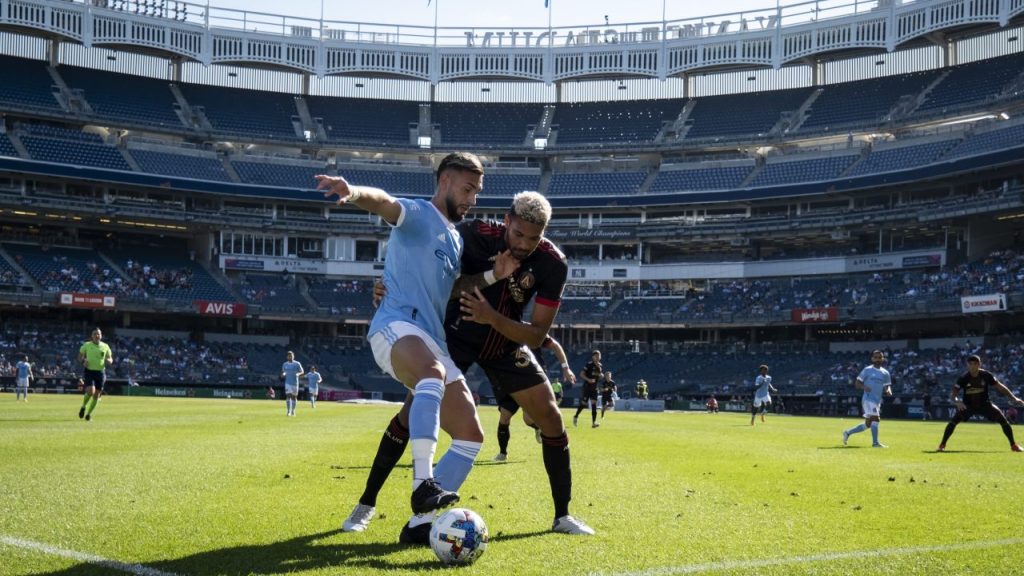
{"left": 993, "top": 380, "right": 1024, "bottom": 405}
{"left": 315, "top": 175, "right": 401, "bottom": 224}
{"left": 950, "top": 384, "right": 966, "bottom": 411}
{"left": 546, "top": 337, "right": 577, "bottom": 385}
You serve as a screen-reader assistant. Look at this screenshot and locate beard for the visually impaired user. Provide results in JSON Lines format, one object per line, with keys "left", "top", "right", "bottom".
{"left": 445, "top": 193, "right": 465, "bottom": 222}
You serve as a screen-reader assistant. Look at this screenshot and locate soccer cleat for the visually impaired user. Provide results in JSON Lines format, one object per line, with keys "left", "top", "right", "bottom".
{"left": 937, "top": 444, "right": 946, "bottom": 452}
{"left": 398, "top": 521, "right": 431, "bottom": 546}
{"left": 842, "top": 430, "right": 849, "bottom": 446}
{"left": 872, "top": 443, "right": 887, "bottom": 448}
{"left": 535, "top": 427, "right": 542, "bottom": 444}
{"left": 552, "top": 515, "right": 596, "bottom": 535}
{"left": 572, "top": 415, "right": 578, "bottom": 427}
{"left": 85, "top": 414, "right": 91, "bottom": 421}
{"left": 492, "top": 452, "right": 507, "bottom": 462}
{"left": 341, "top": 503, "right": 376, "bottom": 532}
{"left": 79, "top": 407, "right": 85, "bottom": 419}
{"left": 1012, "top": 444, "right": 1023, "bottom": 453}
{"left": 592, "top": 422, "right": 600, "bottom": 428}
{"left": 410, "top": 478, "right": 459, "bottom": 514}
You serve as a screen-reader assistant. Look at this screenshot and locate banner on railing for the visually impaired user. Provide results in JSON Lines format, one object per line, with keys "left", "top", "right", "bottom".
{"left": 195, "top": 301, "right": 248, "bottom": 317}
{"left": 960, "top": 293, "right": 1007, "bottom": 314}
{"left": 791, "top": 307, "right": 838, "bottom": 323}
{"left": 59, "top": 292, "right": 116, "bottom": 309}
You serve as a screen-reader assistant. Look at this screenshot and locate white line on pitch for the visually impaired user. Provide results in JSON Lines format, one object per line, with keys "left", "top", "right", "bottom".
{"left": 588, "top": 538, "right": 1024, "bottom": 576}
{"left": 0, "top": 535, "right": 179, "bottom": 576}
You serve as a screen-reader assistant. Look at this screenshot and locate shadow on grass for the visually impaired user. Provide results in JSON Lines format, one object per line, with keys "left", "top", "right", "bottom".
{"left": 30, "top": 529, "right": 451, "bottom": 576}
{"left": 818, "top": 445, "right": 862, "bottom": 449}
{"left": 927, "top": 449, "right": 996, "bottom": 454}
{"left": 329, "top": 463, "right": 412, "bottom": 471}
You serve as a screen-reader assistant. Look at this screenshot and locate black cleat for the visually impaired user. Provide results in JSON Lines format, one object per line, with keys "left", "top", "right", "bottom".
{"left": 85, "top": 413, "right": 91, "bottom": 421}
{"left": 398, "top": 522, "right": 431, "bottom": 546}
{"left": 79, "top": 407, "right": 85, "bottom": 419}
{"left": 410, "top": 478, "right": 459, "bottom": 514}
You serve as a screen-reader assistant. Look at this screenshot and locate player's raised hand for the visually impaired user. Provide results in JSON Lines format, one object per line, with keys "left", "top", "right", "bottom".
{"left": 316, "top": 174, "right": 356, "bottom": 204}
{"left": 460, "top": 286, "right": 498, "bottom": 325}
{"left": 492, "top": 249, "right": 521, "bottom": 281}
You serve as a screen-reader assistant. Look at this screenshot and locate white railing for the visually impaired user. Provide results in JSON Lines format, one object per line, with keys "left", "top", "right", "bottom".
{"left": 0, "top": 0, "right": 1009, "bottom": 82}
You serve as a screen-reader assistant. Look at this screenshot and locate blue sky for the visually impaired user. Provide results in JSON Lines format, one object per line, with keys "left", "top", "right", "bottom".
{"left": 202, "top": 0, "right": 775, "bottom": 28}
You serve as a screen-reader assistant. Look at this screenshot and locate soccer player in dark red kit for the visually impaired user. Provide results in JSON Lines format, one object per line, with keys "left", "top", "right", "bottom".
{"left": 937, "top": 354, "right": 1024, "bottom": 452}
{"left": 341, "top": 191, "right": 594, "bottom": 540}
{"left": 573, "top": 350, "right": 603, "bottom": 428}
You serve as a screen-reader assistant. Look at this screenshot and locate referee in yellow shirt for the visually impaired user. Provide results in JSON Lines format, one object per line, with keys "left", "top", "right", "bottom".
{"left": 78, "top": 327, "right": 113, "bottom": 421}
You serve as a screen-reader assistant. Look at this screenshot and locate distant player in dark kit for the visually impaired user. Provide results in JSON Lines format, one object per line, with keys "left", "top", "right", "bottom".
{"left": 937, "top": 355, "right": 1024, "bottom": 452}
{"left": 600, "top": 371, "right": 617, "bottom": 419}
{"left": 573, "top": 350, "right": 602, "bottom": 428}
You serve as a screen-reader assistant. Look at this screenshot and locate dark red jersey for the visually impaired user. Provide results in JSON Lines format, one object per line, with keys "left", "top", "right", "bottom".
{"left": 445, "top": 219, "right": 567, "bottom": 361}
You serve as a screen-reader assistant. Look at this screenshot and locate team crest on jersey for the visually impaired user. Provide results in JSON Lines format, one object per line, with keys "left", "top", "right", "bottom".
{"left": 519, "top": 270, "right": 535, "bottom": 290}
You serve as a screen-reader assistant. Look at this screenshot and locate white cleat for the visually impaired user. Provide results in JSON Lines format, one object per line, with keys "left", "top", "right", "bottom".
{"left": 492, "top": 452, "right": 507, "bottom": 462}
{"left": 342, "top": 503, "right": 376, "bottom": 532}
{"left": 842, "top": 430, "right": 849, "bottom": 446}
{"left": 552, "top": 515, "right": 596, "bottom": 535}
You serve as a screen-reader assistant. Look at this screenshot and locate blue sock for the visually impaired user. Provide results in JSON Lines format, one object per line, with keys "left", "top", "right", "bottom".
{"left": 871, "top": 422, "right": 879, "bottom": 444}
{"left": 434, "top": 440, "right": 482, "bottom": 492}
{"left": 847, "top": 423, "right": 866, "bottom": 435}
{"left": 409, "top": 378, "right": 444, "bottom": 485}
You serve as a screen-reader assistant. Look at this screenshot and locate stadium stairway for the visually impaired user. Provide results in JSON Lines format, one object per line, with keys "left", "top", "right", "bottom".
{"left": 5, "top": 132, "right": 29, "bottom": 158}
{"left": 784, "top": 88, "right": 824, "bottom": 134}
{"left": 219, "top": 155, "right": 243, "bottom": 183}
{"left": 119, "top": 147, "right": 142, "bottom": 172}
{"left": 0, "top": 245, "right": 40, "bottom": 291}
{"left": 838, "top": 146, "right": 872, "bottom": 178}
{"left": 295, "top": 276, "right": 321, "bottom": 311}
{"left": 199, "top": 259, "right": 243, "bottom": 302}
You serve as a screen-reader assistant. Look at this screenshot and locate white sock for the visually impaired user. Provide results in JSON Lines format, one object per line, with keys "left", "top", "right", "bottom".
{"left": 410, "top": 439, "right": 436, "bottom": 490}
{"left": 408, "top": 511, "right": 437, "bottom": 528}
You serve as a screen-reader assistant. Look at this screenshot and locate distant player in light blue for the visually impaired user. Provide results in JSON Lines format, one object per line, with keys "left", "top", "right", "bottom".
{"left": 842, "top": 350, "right": 893, "bottom": 448}
{"left": 306, "top": 365, "right": 322, "bottom": 409}
{"left": 751, "top": 364, "right": 778, "bottom": 425}
{"left": 317, "top": 152, "right": 484, "bottom": 517}
{"left": 281, "top": 351, "right": 304, "bottom": 417}
{"left": 15, "top": 354, "right": 33, "bottom": 402}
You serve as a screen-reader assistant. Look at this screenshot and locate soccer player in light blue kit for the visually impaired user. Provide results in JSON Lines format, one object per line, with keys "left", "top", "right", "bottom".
{"left": 306, "top": 365, "right": 322, "bottom": 409}
{"left": 842, "top": 350, "right": 893, "bottom": 448}
{"left": 317, "top": 152, "right": 484, "bottom": 517}
{"left": 15, "top": 354, "right": 33, "bottom": 402}
{"left": 281, "top": 351, "right": 304, "bottom": 417}
{"left": 750, "top": 364, "right": 778, "bottom": 426}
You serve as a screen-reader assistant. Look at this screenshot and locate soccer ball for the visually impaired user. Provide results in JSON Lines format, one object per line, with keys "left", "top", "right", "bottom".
{"left": 429, "top": 508, "right": 489, "bottom": 565}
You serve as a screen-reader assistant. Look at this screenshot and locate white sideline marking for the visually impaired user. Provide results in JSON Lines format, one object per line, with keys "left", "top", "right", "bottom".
{"left": 0, "top": 535, "right": 179, "bottom": 576}
{"left": 589, "top": 538, "right": 1024, "bottom": 576}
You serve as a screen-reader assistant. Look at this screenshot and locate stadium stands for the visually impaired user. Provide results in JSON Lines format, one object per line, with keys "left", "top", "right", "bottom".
{"left": 748, "top": 154, "right": 858, "bottom": 187}
{"left": 648, "top": 162, "right": 754, "bottom": 192}
{"left": 433, "top": 102, "right": 543, "bottom": 147}
{"left": 915, "top": 52, "right": 1024, "bottom": 117}
{"left": 177, "top": 83, "right": 300, "bottom": 140}
{"left": 546, "top": 171, "right": 646, "bottom": 197}
{"left": 58, "top": 65, "right": 183, "bottom": 129}
{"left": 237, "top": 273, "right": 310, "bottom": 312}
{"left": 846, "top": 138, "right": 959, "bottom": 177}
{"left": 129, "top": 147, "right": 232, "bottom": 182}
{"left": 552, "top": 99, "right": 686, "bottom": 145}
{"left": 684, "top": 88, "right": 812, "bottom": 140}
{"left": 0, "top": 133, "right": 18, "bottom": 158}
{"left": 801, "top": 70, "right": 943, "bottom": 132}
{"left": 19, "top": 124, "right": 132, "bottom": 171}
{"left": 231, "top": 158, "right": 326, "bottom": 188}
{"left": 305, "top": 96, "right": 420, "bottom": 146}
{"left": 0, "top": 55, "right": 63, "bottom": 113}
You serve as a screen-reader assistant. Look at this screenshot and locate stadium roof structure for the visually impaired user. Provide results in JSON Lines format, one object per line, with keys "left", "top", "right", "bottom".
{"left": 0, "top": 0, "right": 1020, "bottom": 83}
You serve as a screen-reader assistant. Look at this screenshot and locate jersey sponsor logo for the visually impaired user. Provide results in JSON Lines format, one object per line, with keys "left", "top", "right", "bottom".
{"left": 435, "top": 249, "right": 460, "bottom": 279}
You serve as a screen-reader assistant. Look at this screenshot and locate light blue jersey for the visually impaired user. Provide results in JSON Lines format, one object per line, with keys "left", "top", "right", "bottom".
{"left": 16, "top": 360, "right": 31, "bottom": 379}
{"left": 306, "top": 372, "right": 321, "bottom": 389}
{"left": 282, "top": 361, "right": 304, "bottom": 387}
{"left": 369, "top": 197, "right": 462, "bottom": 348}
{"left": 857, "top": 365, "right": 891, "bottom": 404}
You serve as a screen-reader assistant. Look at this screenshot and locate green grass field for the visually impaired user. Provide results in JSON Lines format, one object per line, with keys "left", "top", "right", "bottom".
{"left": 2, "top": 394, "right": 1023, "bottom": 576}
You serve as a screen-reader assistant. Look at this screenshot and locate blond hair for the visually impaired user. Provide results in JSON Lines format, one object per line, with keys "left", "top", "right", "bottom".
{"left": 510, "top": 191, "right": 552, "bottom": 228}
